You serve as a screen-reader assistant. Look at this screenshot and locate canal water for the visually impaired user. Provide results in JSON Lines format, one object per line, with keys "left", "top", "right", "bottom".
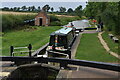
{"left": 66, "top": 19, "right": 91, "bottom": 29}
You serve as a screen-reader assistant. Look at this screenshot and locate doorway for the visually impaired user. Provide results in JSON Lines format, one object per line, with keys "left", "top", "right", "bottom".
{"left": 39, "top": 18, "right": 42, "bottom": 26}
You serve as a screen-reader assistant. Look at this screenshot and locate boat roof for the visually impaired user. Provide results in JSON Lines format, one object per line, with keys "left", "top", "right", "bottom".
{"left": 50, "top": 27, "right": 73, "bottom": 36}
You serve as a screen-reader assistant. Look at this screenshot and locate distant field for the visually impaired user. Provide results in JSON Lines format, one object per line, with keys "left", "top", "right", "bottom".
{"left": 1, "top": 11, "right": 77, "bottom": 18}
{"left": 2, "top": 26, "right": 61, "bottom": 56}
{"left": 0, "top": 11, "right": 37, "bottom": 15}
{"left": 55, "top": 14, "right": 77, "bottom": 18}
{"left": 75, "top": 33, "right": 118, "bottom": 63}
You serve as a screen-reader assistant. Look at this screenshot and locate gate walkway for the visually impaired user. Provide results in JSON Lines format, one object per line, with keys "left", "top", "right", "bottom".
{"left": 57, "top": 66, "right": 119, "bottom": 79}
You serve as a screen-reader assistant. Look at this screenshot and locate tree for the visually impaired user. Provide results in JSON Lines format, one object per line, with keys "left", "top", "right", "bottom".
{"left": 51, "top": 7, "right": 54, "bottom": 12}
{"left": 38, "top": 6, "right": 41, "bottom": 11}
{"left": 42, "top": 4, "right": 50, "bottom": 12}
{"left": 67, "top": 8, "right": 74, "bottom": 13}
{"left": 16, "top": 7, "right": 20, "bottom": 11}
{"left": 59, "top": 7, "right": 66, "bottom": 13}
{"left": 31, "top": 6, "right": 36, "bottom": 11}
{"left": 84, "top": 2, "right": 119, "bottom": 35}
{"left": 10, "top": 8, "right": 13, "bottom": 11}
{"left": 21, "top": 6, "right": 27, "bottom": 11}
{"left": 2, "top": 7, "right": 9, "bottom": 11}
{"left": 74, "top": 5, "right": 83, "bottom": 18}
{"left": 13, "top": 7, "right": 17, "bottom": 11}
{"left": 28, "top": 7, "right": 31, "bottom": 11}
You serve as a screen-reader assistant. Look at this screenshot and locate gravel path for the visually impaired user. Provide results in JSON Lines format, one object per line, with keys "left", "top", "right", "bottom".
{"left": 98, "top": 31, "right": 120, "bottom": 59}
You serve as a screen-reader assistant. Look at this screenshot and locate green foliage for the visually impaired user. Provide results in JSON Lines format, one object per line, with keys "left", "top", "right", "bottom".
{"left": 2, "top": 26, "right": 61, "bottom": 56}
{"left": 75, "top": 33, "right": 118, "bottom": 62}
{"left": 2, "top": 7, "right": 10, "bottom": 11}
{"left": 49, "top": 15, "right": 60, "bottom": 22}
{"left": 2, "top": 14, "right": 36, "bottom": 31}
{"left": 49, "top": 15, "right": 80, "bottom": 26}
{"left": 58, "top": 16, "right": 80, "bottom": 25}
{"left": 49, "top": 15, "right": 61, "bottom": 26}
{"left": 42, "top": 4, "right": 50, "bottom": 12}
{"left": 51, "top": 7, "right": 54, "bottom": 12}
{"left": 50, "top": 21, "right": 61, "bottom": 26}
{"left": 74, "top": 5, "right": 83, "bottom": 18}
{"left": 59, "top": 7, "right": 66, "bottom": 13}
{"left": 66, "top": 8, "right": 76, "bottom": 16}
{"left": 51, "top": 12, "right": 68, "bottom": 15}
{"left": 67, "top": 8, "right": 74, "bottom": 13}
{"left": 84, "top": 2, "right": 119, "bottom": 35}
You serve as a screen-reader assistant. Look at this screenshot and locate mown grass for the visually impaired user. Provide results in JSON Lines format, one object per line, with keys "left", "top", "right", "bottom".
{"left": 102, "top": 32, "right": 119, "bottom": 54}
{"left": 75, "top": 33, "right": 118, "bottom": 62}
{"left": 2, "top": 26, "right": 61, "bottom": 56}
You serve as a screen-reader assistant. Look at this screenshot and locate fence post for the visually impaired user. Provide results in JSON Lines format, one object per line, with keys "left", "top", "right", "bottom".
{"left": 28, "top": 44, "right": 32, "bottom": 57}
{"left": 67, "top": 47, "right": 71, "bottom": 59}
{"left": 68, "top": 50, "right": 71, "bottom": 59}
{"left": 10, "top": 46, "right": 14, "bottom": 56}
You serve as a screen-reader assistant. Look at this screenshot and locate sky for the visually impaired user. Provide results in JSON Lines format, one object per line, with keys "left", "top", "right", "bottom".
{"left": 1, "top": 2, "right": 87, "bottom": 11}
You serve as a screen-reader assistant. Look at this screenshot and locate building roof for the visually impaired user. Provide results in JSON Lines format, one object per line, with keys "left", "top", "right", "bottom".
{"left": 35, "top": 10, "right": 49, "bottom": 19}
{"left": 50, "top": 27, "right": 73, "bottom": 36}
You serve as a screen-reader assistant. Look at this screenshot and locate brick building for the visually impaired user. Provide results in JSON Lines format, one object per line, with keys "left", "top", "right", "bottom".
{"left": 35, "top": 11, "right": 50, "bottom": 26}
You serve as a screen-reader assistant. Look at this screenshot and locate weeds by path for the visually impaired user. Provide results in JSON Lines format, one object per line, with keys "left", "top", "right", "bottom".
{"left": 98, "top": 32, "right": 120, "bottom": 59}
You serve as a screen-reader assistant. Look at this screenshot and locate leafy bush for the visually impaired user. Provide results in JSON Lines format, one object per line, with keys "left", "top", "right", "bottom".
{"left": 49, "top": 15, "right": 61, "bottom": 26}
{"left": 84, "top": 2, "right": 119, "bottom": 35}
{"left": 50, "top": 21, "right": 61, "bottom": 26}
{"left": 2, "top": 14, "right": 36, "bottom": 31}
{"left": 49, "top": 15, "right": 60, "bottom": 22}
{"left": 58, "top": 16, "right": 80, "bottom": 25}
{"left": 49, "top": 15, "right": 80, "bottom": 26}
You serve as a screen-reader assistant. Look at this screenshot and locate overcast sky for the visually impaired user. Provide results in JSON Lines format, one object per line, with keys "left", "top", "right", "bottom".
{"left": 1, "top": 2, "right": 87, "bottom": 11}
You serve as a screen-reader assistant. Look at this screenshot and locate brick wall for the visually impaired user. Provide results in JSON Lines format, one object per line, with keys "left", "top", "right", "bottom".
{"left": 35, "top": 12, "right": 50, "bottom": 26}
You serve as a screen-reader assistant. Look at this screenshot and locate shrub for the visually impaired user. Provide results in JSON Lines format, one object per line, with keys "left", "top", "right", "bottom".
{"left": 58, "top": 16, "right": 80, "bottom": 25}
{"left": 49, "top": 15, "right": 60, "bottom": 22}
{"left": 50, "top": 21, "right": 61, "bottom": 26}
{"left": 49, "top": 15, "right": 61, "bottom": 26}
{"left": 2, "top": 14, "right": 36, "bottom": 31}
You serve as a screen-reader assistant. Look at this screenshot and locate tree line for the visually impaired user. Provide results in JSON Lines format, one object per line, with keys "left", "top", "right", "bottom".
{"left": 1, "top": 4, "right": 83, "bottom": 17}
{"left": 1, "top": 4, "right": 84, "bottom": 32}
{"left": 84, "top": 2, "right": 120, "bottom": 35}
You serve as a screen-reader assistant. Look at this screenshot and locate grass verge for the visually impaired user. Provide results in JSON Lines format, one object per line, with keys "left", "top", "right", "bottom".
{"left": 102, "top": 32, "right": 119, "bottom": 54}
{"left": 2, "top": 26, "right": 61, "bottom": 56}
{"left": 75, "top": 33, "right": 118, "bottom": 63}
